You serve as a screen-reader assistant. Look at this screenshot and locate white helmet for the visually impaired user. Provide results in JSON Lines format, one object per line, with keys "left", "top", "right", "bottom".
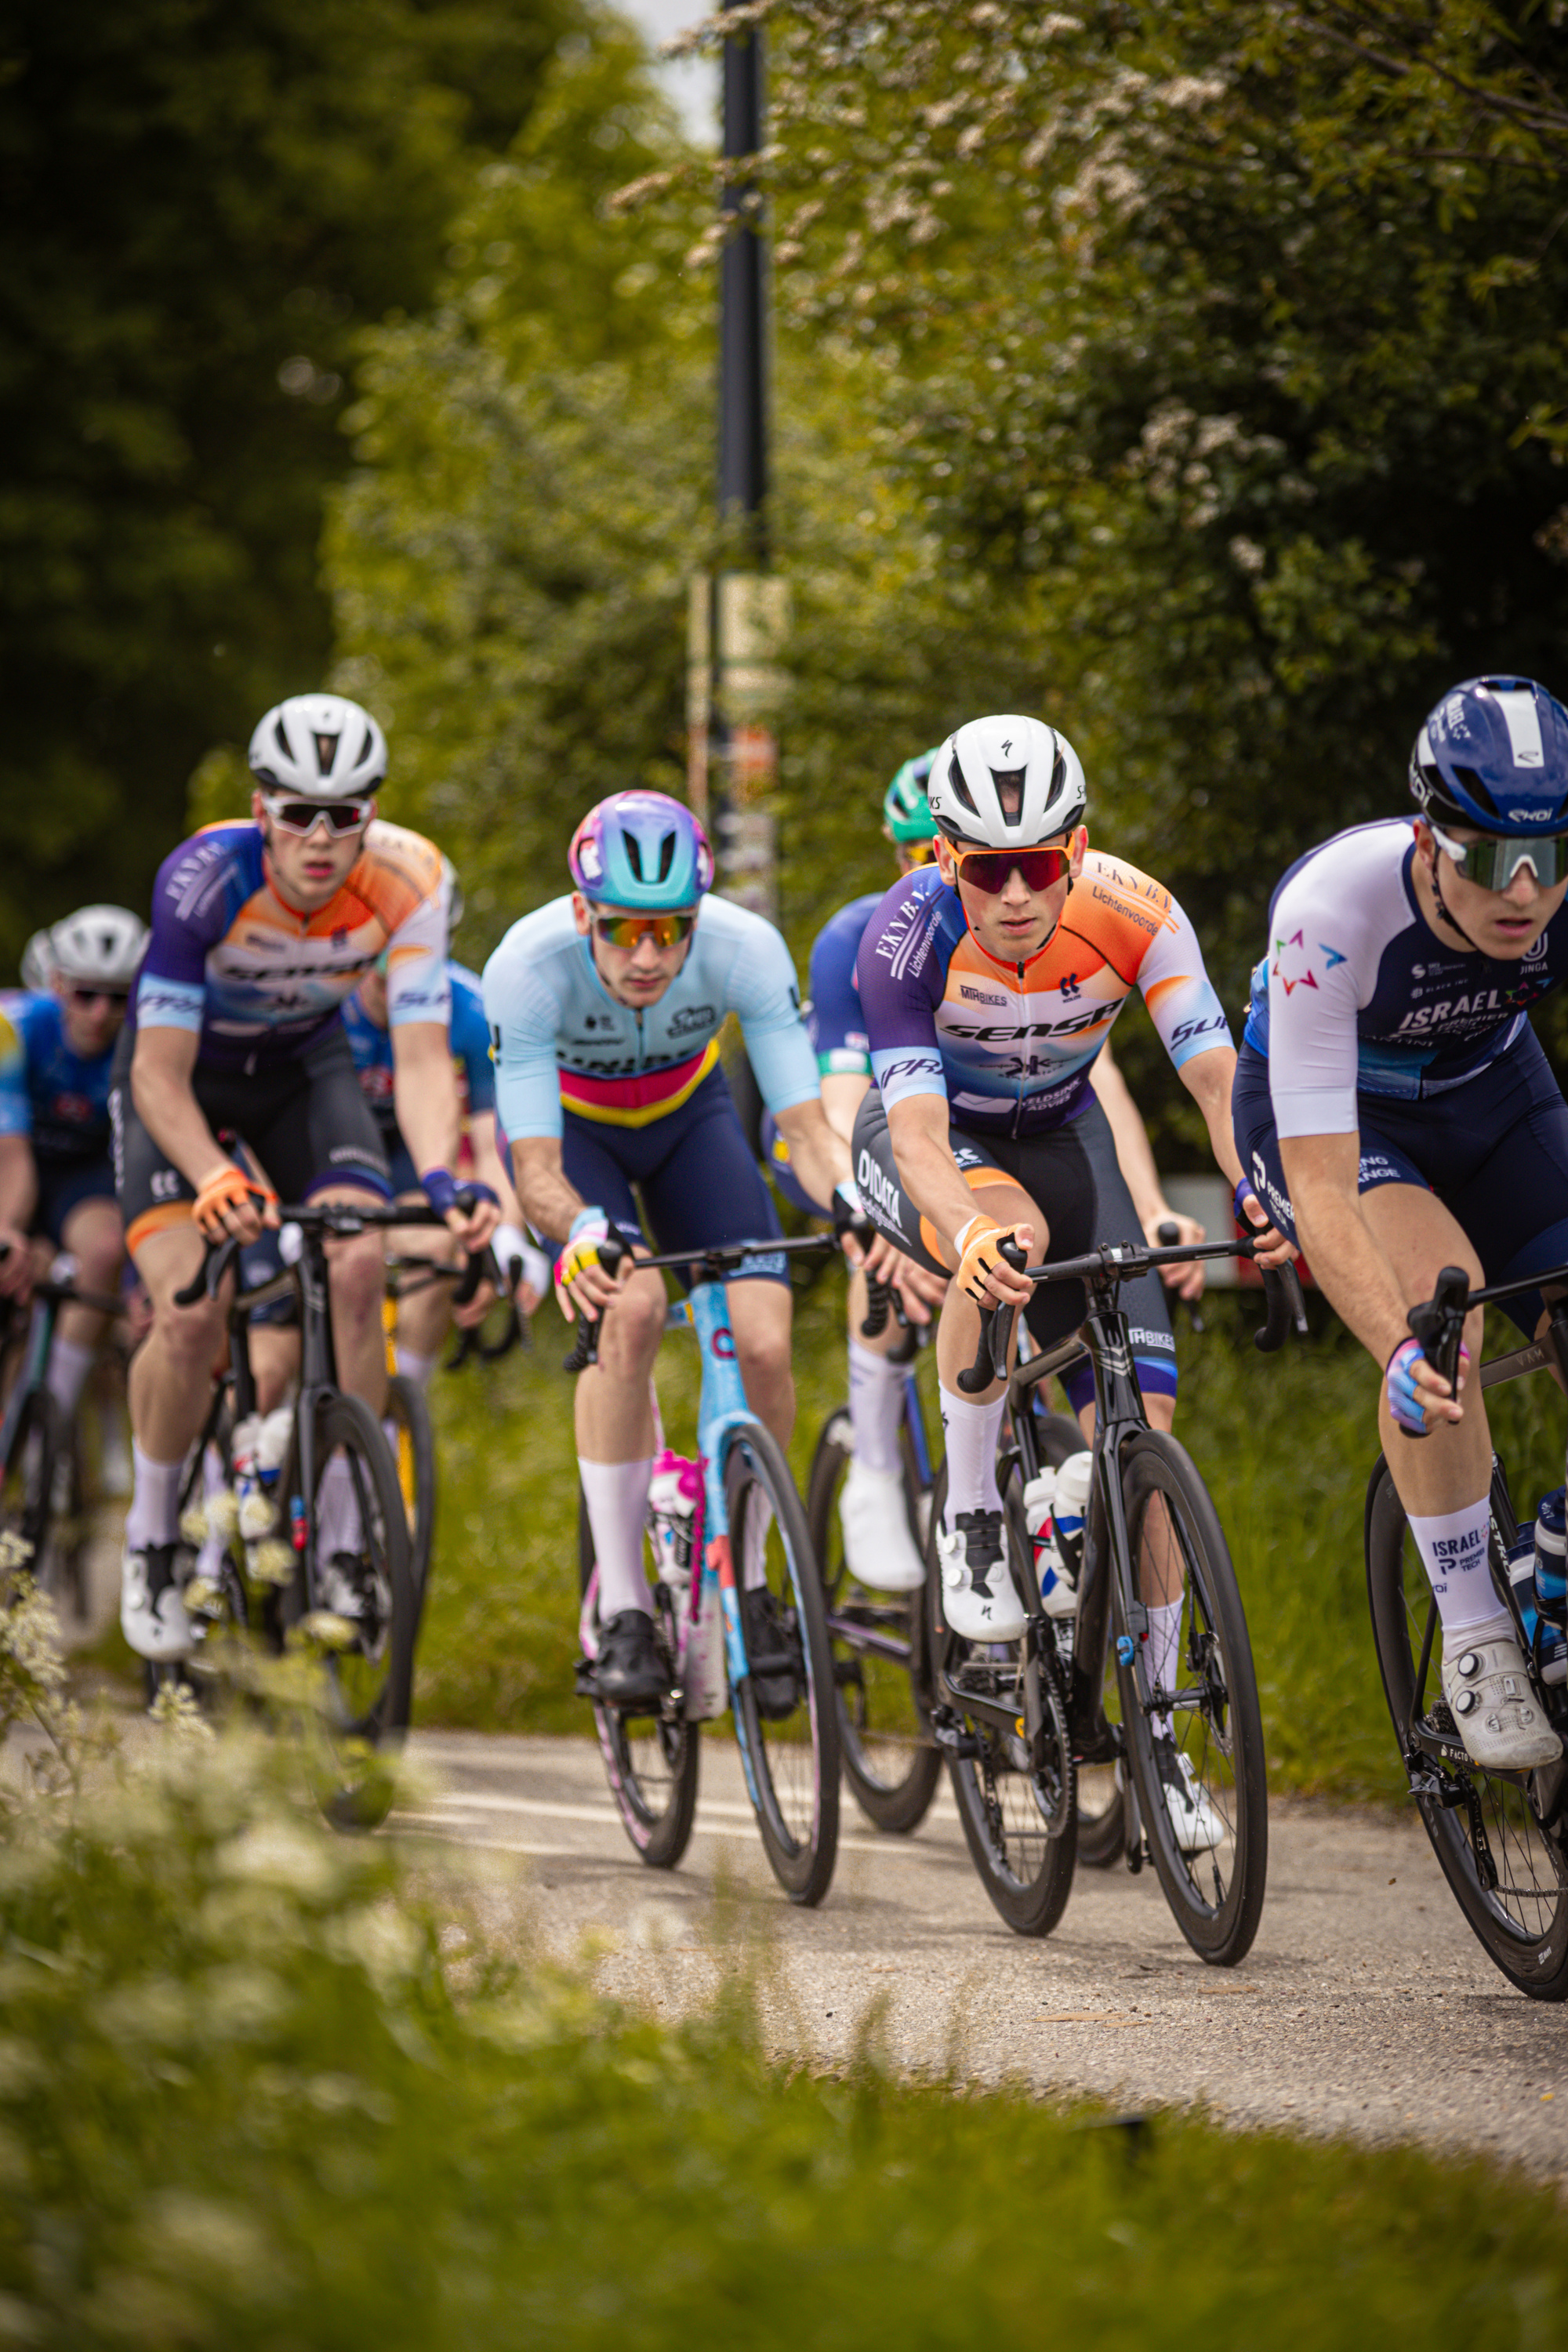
{"left": 927, "top": 714, "right": 1087, "bottom": 848}
{"left": 20, "top": 930, "right": 55, "bottom": 991}
{"left": 248, "top": 693, "right": 387, "bottom": 800}
{"left": 49, "top": 905, "right": 149, "bottom": 989}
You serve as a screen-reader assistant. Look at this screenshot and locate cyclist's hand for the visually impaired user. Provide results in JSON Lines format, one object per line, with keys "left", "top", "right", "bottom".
{"left": 1386, "top": 1334, "right": 1469, "bottom": 1434}
{"left": 1146, "top": 1209, "right": 1206, "bottom": 1301}
{"left": 492, "top": 1227, "right": 552, "bottom": 1318}
{"left": 193, "top": 1163, "right": 277, "bottom": 1244}
{"left": 452, "top": 1271, "right": 496, "bottom": 1330}
{"left": 421, "top": 1167, "right": 501, "bottom": 1255}
{"left": 554, "top": 1208, "right": 626, "bottom": 1322}
{"left": 863, "top": 1232, "right": 946, "bottom": 1326}
{"left": 1232, "top": 1178, "right": 1294, "bottom": 1270}
{"left": 0, "top": 1227, "right": 32, "bottom": 1302}
{"left": 831, "top": 1179, "right": 868, "bottom": 1266}
{"left": 953, "top": 1215, "right": 1035, "bottom": 1309}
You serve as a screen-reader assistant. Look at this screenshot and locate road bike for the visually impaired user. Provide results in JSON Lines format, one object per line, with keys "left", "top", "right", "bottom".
{"left": 567, "top": 1229, "right": 847, "bottom": 1906}
{"left": 173, "top": 1200, "right": 485, "bottom": 1828}
{"left": 0, "top": 1247, "right": 124, "bottom": 1618}
{"left": 1366, "top": 1258, "right": 1568, "bottom": 1999}
{"left": 931, "top": 1236, "right": 1304, "bottom": 1962}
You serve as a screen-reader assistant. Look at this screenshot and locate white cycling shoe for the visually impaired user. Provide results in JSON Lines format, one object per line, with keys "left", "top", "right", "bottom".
{"left": 120, "top": 1542, "right": 194, "bottom": 1661}
{"left": 1442, "top": 1634, "right": 1563, "bottom": 1771}
{"left": 1151, "top": 1735, "right": 1225, "bottom": 1853}
{"left": 938, "top": 1509, "right": 1027, "bottom": 1642}
{"left": 839, "top": 1459, "right": 925, "bottom": 1593}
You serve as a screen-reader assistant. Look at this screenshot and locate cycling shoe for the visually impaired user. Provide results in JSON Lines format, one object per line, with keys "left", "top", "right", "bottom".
{"left": 593, "top": 1609, "right": 669, "bottom": 1709}
{"left": 937, "top": 1508, "right": 1025, "bottom": 1642}
{"left": 838, "top": 1458, "right": 925, "bottom": 1592}
{"left": 1443, "top": 1634, "right": 1563, "bottom": 1771}
{"left": 121, "top": 1541, "right": 193, "bottom": 1661}
{"left": 741, "top": 1586, "right": 800, "bottom": 1719}
{"left": 1151, "top": 1734, "right": 1225, "bottom": 1853}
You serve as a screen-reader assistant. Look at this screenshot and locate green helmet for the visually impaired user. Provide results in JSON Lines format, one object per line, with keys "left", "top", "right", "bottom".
{"left": 882, "top": 748, "right": 940, "bottom": 844}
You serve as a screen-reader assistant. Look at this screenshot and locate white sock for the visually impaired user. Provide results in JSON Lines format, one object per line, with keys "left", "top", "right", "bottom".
{"left": 1145, "top": 1598, "right": 1184, "bottom": 1740}
{"left": 394, "top": 1345, "right": 437, "bottom": 1388}
{"left": 938, "top": 1385, "right": 1004, "bottom": 1519}
{"left": 315, "top": 1454, "right": 365, "bottom": 1560}
{"left": 125, "top": 1443, "right": 184, "bottom": 1551}
{"left": 195, "top": 1443, "right": 227, "bottom": 1578}
{"left": 1406, "top": 1497, "right": 1510, "bottom": 1643}
{"left": 580, "top": 1457, "right": 654, "bottom": 1620}
{"left": 848, "top": 1340, "right": 906, "bottom": 1476}
{"left": 45, "top": 1337, "right": 95, "bottom": 1417}
{"left": 742, "top": 1490, "right": 773, "bottom": 1591}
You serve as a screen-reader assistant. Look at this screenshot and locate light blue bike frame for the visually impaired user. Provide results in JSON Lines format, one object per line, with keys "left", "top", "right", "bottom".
{"left": 684, "top": 1278, "right": 772, "bottom": 1809}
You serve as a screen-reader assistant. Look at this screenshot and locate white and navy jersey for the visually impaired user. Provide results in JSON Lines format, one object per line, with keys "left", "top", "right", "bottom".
{"left": 1242, "top": 819, "right": 1568, "bottom": 1138}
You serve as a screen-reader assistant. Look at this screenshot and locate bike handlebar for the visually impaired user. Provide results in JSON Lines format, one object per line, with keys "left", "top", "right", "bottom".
{"left": 172, "top": 1196, "right": 492, "bottom": 1312}
{"left": 559, "top": 1219, "right": 880, "bottom": 1374}
{"left": 0, "top": 1240, "right": 124, "bottom": 1319}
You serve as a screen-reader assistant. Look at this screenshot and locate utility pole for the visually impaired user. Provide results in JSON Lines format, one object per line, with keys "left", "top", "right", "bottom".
{"left": 686, "top": 0, "right": 786, "bottom": 916}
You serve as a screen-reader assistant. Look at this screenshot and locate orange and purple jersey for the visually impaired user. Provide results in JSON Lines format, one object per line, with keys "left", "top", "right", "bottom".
{"left": 857, "top": 852, "right": 1230, "bottom": 1135}
{"left": 132, "top": 819, "right": 449, "bottom": 1070}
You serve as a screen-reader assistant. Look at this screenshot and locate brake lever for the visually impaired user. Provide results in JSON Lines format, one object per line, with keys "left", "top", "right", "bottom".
{"left": 561, "top": 1232, "right": 628, "bottom": 1374}
{"left": 173, "top": 1235, "right": 241, "bottom": 1309}
{"left": 955, "top": 1237, "right": 1027, "bottom": 1395}
{"left": 1400, "top": 1263, "right": 1471, "bottom": 1437}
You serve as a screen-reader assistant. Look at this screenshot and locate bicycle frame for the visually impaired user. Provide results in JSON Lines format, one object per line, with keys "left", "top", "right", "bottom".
{"left": 0, "top": 1293, "right": 58, "bottom": 1473}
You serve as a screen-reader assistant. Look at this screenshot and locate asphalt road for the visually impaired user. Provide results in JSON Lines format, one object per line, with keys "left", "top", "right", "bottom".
{"left": 395, "top": 1729, "right": 1568, "bottom": 2179}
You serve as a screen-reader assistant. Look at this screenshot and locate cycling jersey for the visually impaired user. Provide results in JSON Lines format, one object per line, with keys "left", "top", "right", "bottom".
{"left": 132, "top": 819, "right": 449, "bottom": 1071}
{"left": 340, "top": 960, "right": 495, "bottom": 1134}
{"left": 483, "top": 893, "right": 818, "bottom": 1138}
{"left": 0, "top": 991, "right": 115, "bottom": 1163}
{"left": 857, "top": 855, "right": 1230, "bottom": 1135}
{"left": 808, "top": 891, "right": 881, "bottom": 1076}
{"left": 1243, "top": 818, "right": 1568, "bottom": 1136}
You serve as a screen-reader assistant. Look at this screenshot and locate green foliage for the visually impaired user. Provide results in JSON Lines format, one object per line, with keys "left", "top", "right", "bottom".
{"left": 0, "top": 0, "right": 580, "bottom": 969}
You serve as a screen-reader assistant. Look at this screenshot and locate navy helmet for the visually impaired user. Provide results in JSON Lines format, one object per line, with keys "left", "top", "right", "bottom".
{"left": 1409, "top": 675, "right": 1568, "bottom": 834}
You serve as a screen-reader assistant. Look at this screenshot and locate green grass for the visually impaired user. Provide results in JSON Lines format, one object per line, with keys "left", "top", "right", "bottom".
{"left": 419, "top": 1271, "right": 1568, "bottom": 1802}
{"left": 4, "top": 1724, "right": 1568, "bottom": 2350}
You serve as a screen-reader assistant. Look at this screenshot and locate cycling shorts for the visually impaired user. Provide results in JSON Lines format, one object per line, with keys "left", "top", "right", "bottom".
{"left": 111, "top": 1022, "right": 392, "bottom": 1258}
{"left": 560, "top": 1062, "right": 786, "bottom": 1288}
{"left": 850, "top": 1087, "right": 1106, "bottom": 1355}
{"left": 1233, "top": 1030, "right": 1568, "bottom": 1338}
{"left": 31, "top": 1154, "right": 117, "bottom": 1247}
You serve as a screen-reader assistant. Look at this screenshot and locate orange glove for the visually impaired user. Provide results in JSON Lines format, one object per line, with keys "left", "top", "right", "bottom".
{"left": 953, "top": 1214, "right": 1028, "bottom": 1305}
{"left": 192, "top": 1163, "right": 278, "bottom": 1241}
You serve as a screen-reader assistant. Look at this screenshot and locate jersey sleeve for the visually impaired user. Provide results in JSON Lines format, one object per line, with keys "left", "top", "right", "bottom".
{"left": 371, "top": 829, "right": 451, "bottom": 1032}
{"left": 0, "top": 998, "right": 32, "bottom": 1138}
{"left": 808, "top": 906, "right": 873, "bottom": 1077}
{"left": 483, "top": 929, "right": 568, "bottom": 1142}
{"left": 448, "top": 968, "right": 495, "bottom": 1118}
{"left": 136, "top": 831, "right": 241, "bottom": 1034}
{"left": 858, "top": 878, "right": 949, "bottom": 1112}
{"left": 1130, "top": 886, "right": 1233, "bottom": 1071}
{"left": 722, "top": 909, "right": 819, "bottom": 1115}
{"left": 1264, "top": 869, "right": 1367, "bottom": 1138}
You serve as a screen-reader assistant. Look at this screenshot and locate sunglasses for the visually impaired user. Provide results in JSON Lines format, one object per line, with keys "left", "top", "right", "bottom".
{"left": 263, "top": 794, "right": 374, "bottom": 837}
{"left": 592, "top": 912, "right": 695, "bottom": 952}
{"left": 943, "top": 841, "right": 1073, "bottom": 895}
{"left": 1428, "top": 819, "right": 1568, "bottom": 893}
{"left": 67, "top": 986, "right": 129, "bottom": 1008}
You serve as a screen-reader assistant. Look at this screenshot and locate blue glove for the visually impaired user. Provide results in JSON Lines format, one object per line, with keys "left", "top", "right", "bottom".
{"left": 422, "top": 1167, "right": 499, "bottom": 1219}
{"left": 1233, "top": 1175, "right": 1265, "bottom": 1231}
{"left": 1385, "top": 1337, "right": 1429, "bottom": 1436}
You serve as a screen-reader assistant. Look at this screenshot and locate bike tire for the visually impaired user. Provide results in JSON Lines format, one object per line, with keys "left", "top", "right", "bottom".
{"left": 576, "top": 1489, "right": 699, "bottom": 1871}
{"left": 927, "top": 1464, "right": 1078, "bottom": 1937}
{"left": 727, "top": 1421, "right": 841, "bottom": 1906}
{"left": 1366, "top": 1456, "right": 1568, "bottom": 2000}
{"left": 0, "top": 1384, "right": 60, "bottom": 1584}
{"left": 298, "top": 1392, "right": 416, "bottom": 1834}
{"left": 385, "top": 1374, "right": 437, "bottom": 1619}
{"left": 807, "top": 1404, "right": 941, "bottom": 1835}
{"left": 1114, "top": 1431, "right": 1268, "bottom": 1965}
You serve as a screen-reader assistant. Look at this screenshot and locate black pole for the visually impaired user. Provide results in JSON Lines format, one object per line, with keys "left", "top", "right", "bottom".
{"left": 718, "top": 0, "right": 766, "bottom": 559}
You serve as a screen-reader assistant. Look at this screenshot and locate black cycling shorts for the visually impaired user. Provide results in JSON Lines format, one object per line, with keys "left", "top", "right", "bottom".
{"left": 851, "top": 1087, "right": 1106, "bottom": 1352}
{"left": 111, "top": 1022, "right": 391, "bottom": 1257}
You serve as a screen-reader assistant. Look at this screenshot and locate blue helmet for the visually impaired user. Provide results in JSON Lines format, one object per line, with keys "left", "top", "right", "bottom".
{"left": 1409, "top": 676, "right": 1568, "bottom": 834}
{"left": 568, "top": 790, "right": 713, "bottom": 911}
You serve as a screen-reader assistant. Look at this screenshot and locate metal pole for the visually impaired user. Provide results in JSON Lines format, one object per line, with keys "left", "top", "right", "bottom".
{"left": 718, "top": 0, "right": 766, "bottom": 554}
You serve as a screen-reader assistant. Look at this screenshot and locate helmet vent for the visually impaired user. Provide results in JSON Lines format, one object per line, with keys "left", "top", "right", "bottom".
{"left": 990, "top": 768, "right": 1026, "bottom": 826}
{"left": 314, "top": 732, "right": 339, "bottom": 776}
{"left": 947, "top": 751, "right": 978, "bottom": 817}
{"left": 657, "top": 831, "right": 677, "bottom": 883}
{"left": 1453, "top": 764, "right": 1501, "bottom": 820}
{"left": 273, "top": 717, "right": 291, "bottom": 761}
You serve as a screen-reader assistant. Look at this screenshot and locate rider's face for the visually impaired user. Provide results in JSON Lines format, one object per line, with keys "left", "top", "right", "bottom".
{"left": 573, "top": 896, "right": 695, "bottom": 1007}
{"left": 254, "top": 790, "right": 370, "bottom": 912}
{"left": 937, "top": 827, "right": 1086, "bottom": 964}
{"left": 1416, "top": 820, "right": 1568, "bottom": 960}
{"left": 56, "top": 980, "right": 127, "bottom": 1058}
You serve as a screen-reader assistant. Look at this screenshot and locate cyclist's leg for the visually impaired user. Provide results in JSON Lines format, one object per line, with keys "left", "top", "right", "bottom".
{"left": 378, "top": 1133, "right": 454, "bottom": 1384}
{"left": 44, "top": 1168, "right": 124, "bottom": 1414}
{"left": 1060, "top": 1093, "right": 1178, "bottom": 1436}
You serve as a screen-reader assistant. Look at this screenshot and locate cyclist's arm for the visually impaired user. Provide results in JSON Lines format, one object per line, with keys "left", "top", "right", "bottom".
{"left": 0, "top": 1134, "right": 36, "bottom": 1299}
{"left": 1177, "top": 1044, "right": 1293, "bottom": 1268}
{"left": 770, "top": 1097, "right": 852, "bottom": 1219}
{"left": 466, "top": 1110, "right": 546, "bottom": 1316}
{"left": 129, "top": 1025, "right": 265, "bottom": 1242}
{"left": 1089, "top": 1038, "right": 1207, "bottom": 1300}
{"left": 884, "top": 1093, "right": 1033, "bottom": 1303}
{"left": 390, "top": 1021, "right": 499, "bottom": 1251}
{"left": 819, "top": 1073, "right": 869, "bottom": 1148}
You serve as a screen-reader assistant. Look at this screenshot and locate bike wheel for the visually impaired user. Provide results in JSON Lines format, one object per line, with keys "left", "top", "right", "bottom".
{"left": 1366, "top": 1457, "right": 1568, "bottom": 1999}
{"left": 576, "top": 1490, "right": 699, "bottom": 1870}
{"left": 727, "top": 1421, "right": 841, "bottom": 1906}
{"left": 807, "top": 1404, "right": 941, "bottom": 1835}
{"left": 298, "top": 1393, "right": 416, "bottom": 1833}
{"left": 384, "top": 1374, "right": 437, "bottom": 1617}
{"left": 0, "top": 1385, "right": 59, "bottom": 1584}
{"left": 927, "top": 1465, "right": 1077, "bottom": 1936}
{"left": 1115, "top": 1431, "right": 1268, "bottom": 1965}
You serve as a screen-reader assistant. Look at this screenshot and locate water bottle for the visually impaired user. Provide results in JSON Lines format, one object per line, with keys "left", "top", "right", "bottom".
{"left": 1051, "top": 1451, "right": 1094, "bottom": 1581}
{"left": 1536, "top": 1487, "right": 1567, "bottom": 1624}
{"left": 1022, "top": 1467, "right": 1076, "bottom": 1619}
{"left": 1508, "top": 1526, "right": 1568, "bottom": 1686}
{"left": 647, "top": 1449, "right": 702, "bottom": 1603}
{"left": 234, "top": 1405, "right": 292, "bottom": 1540}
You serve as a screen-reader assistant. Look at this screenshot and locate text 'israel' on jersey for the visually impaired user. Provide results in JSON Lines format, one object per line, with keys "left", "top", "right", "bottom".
{"left": 0, "top": 992, "right": 116, "bottom": 1162}
{"left": 1242, "top": 819, "right": 1568, "bottom": 1138}
{"left": 482, "top": 893, "right": 819, "bottom": 1139}
{"left": 340, "top": 960, "right": 495, "bottom": 1131}
{"left": 807, "top": 891, "right": 883, "bottom": 1077}
{"left": 855, "top": 854, "right": 1232, "bottom": 1135}
{"left": 131, "top": 819, "right": 450, "bottom": 1069}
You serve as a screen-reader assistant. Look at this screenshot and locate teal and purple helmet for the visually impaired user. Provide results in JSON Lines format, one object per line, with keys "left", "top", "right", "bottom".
{"left": 568, "top": 791, "right": 713, "bottom": 911}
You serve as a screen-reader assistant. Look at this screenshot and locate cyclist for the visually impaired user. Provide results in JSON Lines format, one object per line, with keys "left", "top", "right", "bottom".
{"left": 483, "top": 789, "right": 863, "bottom": 1707}
{"left": 0, "top": 906, "right": 148, "bottom": 1432}
{"left": 112, "top": 691, "right": 498, "bottom": 1661}
{"left": 854, "top": 713, "right": 1289, "bottom": 1837}
{"left": 768, "top": 750, "right": 1212, "bottom": 1597}
{"left": 1234, "top": 673, "right": 1568, "bottom": 1772}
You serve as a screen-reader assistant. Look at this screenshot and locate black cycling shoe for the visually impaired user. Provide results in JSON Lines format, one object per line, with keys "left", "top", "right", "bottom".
{"left": 741, "top": 1586, "right": 800, "bottom": 1721}
{"left": 592, "top": 1609, "right": 669, "bottom": 1710}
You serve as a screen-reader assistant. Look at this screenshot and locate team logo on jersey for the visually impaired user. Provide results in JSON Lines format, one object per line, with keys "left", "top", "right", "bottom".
{"left": 1271, "top": 929, "right": 1342, "bottom": 993}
